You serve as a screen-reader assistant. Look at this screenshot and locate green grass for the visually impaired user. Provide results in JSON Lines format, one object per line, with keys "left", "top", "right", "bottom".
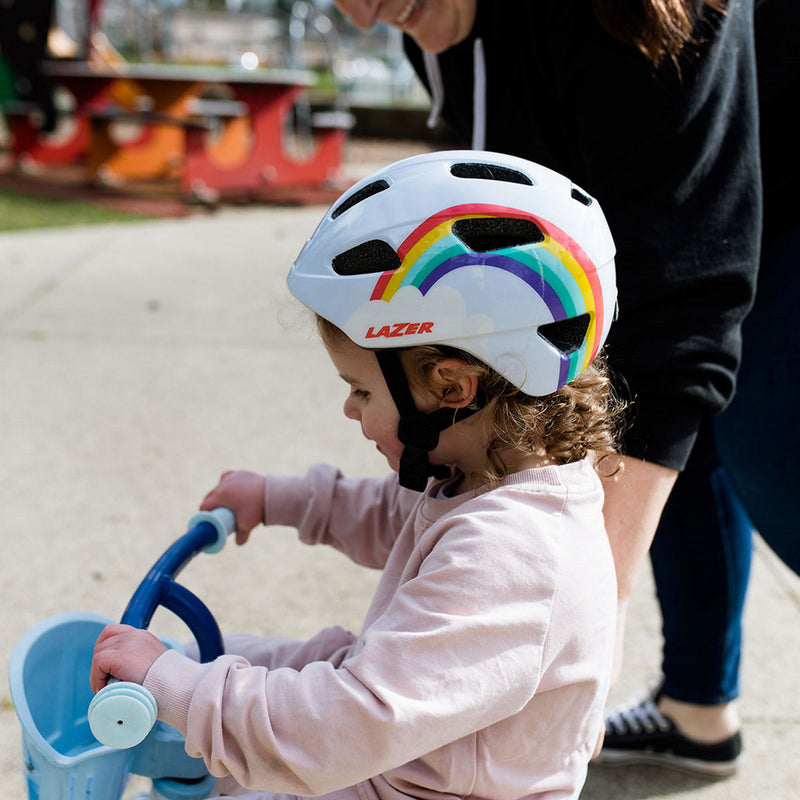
{"left": 0, "top": 188, "right": 148, "bottom": 232}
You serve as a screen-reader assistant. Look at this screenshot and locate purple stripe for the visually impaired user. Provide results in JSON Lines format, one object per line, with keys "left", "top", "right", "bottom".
{"left": 417, "top": 253, "right": 566, "bottom": 319}
{"left": 558, "top": 356, "right": 571, "bottom": 389}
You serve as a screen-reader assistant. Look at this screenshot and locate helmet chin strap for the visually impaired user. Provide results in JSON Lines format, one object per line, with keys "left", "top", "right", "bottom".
{"left": 374, "top": 350, "right": 483, "bottom": 492}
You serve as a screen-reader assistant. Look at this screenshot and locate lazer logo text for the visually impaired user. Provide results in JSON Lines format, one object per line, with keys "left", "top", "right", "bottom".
{"left": 365, "top": 322, "right": 434, "bottom": 339}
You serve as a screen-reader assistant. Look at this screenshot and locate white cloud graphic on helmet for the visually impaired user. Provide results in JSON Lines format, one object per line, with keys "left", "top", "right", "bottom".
{"left": 343, "top": 284, "right": 494, "bottom": 346}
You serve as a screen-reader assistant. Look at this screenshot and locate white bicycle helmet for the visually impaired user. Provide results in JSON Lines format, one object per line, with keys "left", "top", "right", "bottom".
{"left": 289, "top": 150, "right": 616, "bottom": 396}
{"left": 287, "top": 150, "right": 617, "bottom": 488}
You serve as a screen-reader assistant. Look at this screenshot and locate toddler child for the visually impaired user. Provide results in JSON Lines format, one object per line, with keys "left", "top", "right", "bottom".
{"left": 91, "top": 150, "right": 623, "bottom": 799}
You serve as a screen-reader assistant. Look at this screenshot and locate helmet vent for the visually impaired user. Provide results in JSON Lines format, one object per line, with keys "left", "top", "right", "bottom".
{"left": 332, "top": 239, "right": 401, "bottom": 276}
{"left": 331, "top": 180, "right": 390, "bottom": 219}
{"left": 570, "top": 187, "right": 592, "bottom": 206}
{"left": 450, "top": 162, "right": 533, "bottom": 185}
{"left": 452, "top": 217, "right": 544, "bottom": 253}
{"left": 538, "top": 314, "right": 591, "bottom": 356}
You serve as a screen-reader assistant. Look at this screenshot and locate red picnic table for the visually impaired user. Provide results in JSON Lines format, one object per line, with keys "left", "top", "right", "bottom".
{"left": 23, "top": 59, "right": 352, "bottom": 201}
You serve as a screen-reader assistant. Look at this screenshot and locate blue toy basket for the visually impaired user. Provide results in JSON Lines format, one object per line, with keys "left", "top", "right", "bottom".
{"left": 9, "top": 508, "right": 236, "bottom": 800}
{"left": 9, "top": 611, "right": 136, "bottom": 800}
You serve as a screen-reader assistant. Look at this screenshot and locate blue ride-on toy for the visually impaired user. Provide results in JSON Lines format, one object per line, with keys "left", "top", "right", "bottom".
{"left": 9, "top": 508, "right": 236, "bottom": 800}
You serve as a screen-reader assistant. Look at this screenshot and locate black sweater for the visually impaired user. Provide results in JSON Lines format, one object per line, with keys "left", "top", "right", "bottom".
{"left": 405, "top": 0, "right": 798, "bottom": 470}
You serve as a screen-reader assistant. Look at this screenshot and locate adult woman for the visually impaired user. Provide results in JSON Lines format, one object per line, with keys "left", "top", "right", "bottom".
{"left": 334, "top": 0, "right": 799, "bottom": 775}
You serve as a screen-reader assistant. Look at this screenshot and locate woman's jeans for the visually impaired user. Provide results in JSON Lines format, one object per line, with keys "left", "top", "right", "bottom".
{"left": 650, "top": 224, "right": 800, "bottom": 705}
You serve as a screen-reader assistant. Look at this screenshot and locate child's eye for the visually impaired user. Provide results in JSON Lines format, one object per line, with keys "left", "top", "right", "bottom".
{"left": 351, "top": 389, "right": 370, "bottom": 401}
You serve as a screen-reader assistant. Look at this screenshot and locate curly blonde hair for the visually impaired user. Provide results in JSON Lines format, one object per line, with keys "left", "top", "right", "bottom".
{"left": 402, "top": 345, "right": 627, "bottom": 484}
{"left": 317, "top": 316, "right": 628, "bottom": 486}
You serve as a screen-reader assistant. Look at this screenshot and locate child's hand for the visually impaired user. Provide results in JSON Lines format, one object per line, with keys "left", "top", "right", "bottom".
{"left": 200, "top": 470, "right": 265, "bottom": 545}
{"left": 90, "top": 624, "right": 167, "bottom": 693}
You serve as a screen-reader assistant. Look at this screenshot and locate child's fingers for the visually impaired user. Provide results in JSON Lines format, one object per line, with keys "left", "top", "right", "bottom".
{"left": 90, "top": 657, "right": 114, "bottom": 694}
{"left": 197, "top": 470, "right": 264, "bottom": 543}
{"left": 91, "top": 625, "right": 168, "bottom": 693}
{"left": 235, "top": 529, "right": 252, "bottom": 546}
{"left": 198, "top": 471, "right": 236, "bottom": 511}
{"left": 90, "top": 624, "right": 133, "bottom": 693}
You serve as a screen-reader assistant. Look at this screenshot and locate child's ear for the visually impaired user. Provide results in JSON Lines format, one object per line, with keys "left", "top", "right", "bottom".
{"left": 434, "top": 358, "right": 479, "bottom": 409}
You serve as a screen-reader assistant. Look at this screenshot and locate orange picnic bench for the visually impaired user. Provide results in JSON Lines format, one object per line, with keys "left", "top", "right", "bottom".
{"left": 9, "top": 59, "right": 353, "bottom": 201}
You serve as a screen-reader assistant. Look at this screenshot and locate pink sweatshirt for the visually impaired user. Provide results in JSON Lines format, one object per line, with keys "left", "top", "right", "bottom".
{"left": 144, "top": 461, "right": 616, "bottom": 800}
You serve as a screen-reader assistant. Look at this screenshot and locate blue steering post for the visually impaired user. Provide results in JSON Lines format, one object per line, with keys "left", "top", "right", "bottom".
{"left": 88, "top": 508, "right": 235, "bottom": 749}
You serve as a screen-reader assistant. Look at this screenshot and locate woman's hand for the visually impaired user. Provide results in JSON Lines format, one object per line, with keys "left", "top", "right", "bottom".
{"left": 200, "top": 470, "right": 266, "bottom": 545}
{"left": 90, "top": 624, "right": 167, "bottom": 693}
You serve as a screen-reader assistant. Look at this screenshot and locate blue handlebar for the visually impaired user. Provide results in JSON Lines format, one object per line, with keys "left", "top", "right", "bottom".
{"left": 89, "top": 507, "right": 235, "bottom": 751}
{"left": 120, "top": 508, "right": 235, "bottom": 663}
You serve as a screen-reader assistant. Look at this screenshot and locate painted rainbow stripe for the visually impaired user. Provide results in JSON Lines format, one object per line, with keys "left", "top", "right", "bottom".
{"left": 369, "top": 203, "right": 605, "bottom": 386}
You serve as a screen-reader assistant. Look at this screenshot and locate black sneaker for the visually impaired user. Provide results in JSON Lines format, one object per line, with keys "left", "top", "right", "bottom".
{"left": 594, "top": 686, "right": 742, "bottom": 777}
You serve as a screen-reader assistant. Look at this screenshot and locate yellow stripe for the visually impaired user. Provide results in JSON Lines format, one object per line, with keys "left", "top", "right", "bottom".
{"left": 382, "top": 214, "right": 492, "bottom": 301}
{"left": 537, "top": 237, "right": 597, "bottom": 370}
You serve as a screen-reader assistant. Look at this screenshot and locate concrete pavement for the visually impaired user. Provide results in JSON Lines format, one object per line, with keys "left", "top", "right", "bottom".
{"left": 1, "top": 155, "right": 799, "bottom": 799}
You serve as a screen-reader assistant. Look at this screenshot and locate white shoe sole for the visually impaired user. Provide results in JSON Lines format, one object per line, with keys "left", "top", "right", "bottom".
{"left": 593, "top": 748, "right": 739, "bottom": 778}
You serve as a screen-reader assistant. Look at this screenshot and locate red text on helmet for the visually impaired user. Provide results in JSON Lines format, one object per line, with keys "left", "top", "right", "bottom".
{"left": 365, "top": 322, "right": 434, "bottom": 339}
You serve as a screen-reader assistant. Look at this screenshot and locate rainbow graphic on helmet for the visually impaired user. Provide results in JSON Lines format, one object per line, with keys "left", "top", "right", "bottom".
{"left": 368, "top": 204, "right": 606, "bottom": 386}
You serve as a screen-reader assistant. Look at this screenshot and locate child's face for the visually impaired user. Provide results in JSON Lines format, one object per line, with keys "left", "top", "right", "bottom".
{"left": 325, "top": 337, "right": 438, "bottom": 472}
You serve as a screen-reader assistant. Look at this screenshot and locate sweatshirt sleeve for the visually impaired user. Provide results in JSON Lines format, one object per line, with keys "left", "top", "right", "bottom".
{"left": 142, "top": 497, "right": 563, "bottom": 796}
{"left": 263, "top": 464, "right": 420, "bottom": 569}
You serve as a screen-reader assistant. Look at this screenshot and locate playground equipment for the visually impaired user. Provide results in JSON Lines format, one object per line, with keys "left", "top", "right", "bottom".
{"left": 9, "top": 508, "right": 236, "bottom": 800}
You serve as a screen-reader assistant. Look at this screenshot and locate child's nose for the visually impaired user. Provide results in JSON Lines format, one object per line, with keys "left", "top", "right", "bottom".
{"left": 343, "top": 396, "right": 360, "bottom": 420}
